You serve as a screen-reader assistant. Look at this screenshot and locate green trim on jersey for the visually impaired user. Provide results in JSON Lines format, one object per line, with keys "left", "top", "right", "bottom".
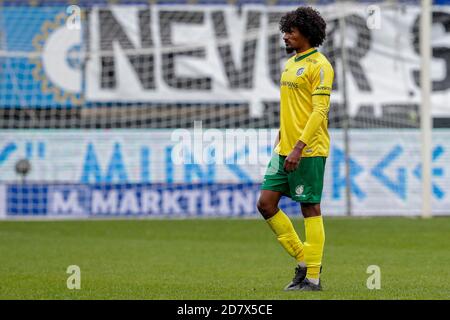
{"left": 294, "top": 49, "right": 318, "bottom": 62}
{"left": 260, "top": 153, "right": 326, "bottom": 203}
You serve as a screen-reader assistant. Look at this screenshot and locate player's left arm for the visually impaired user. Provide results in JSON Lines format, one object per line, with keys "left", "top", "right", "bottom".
{"left": 284, "top": 62, "right": 334, "bottom": 172}
{"left": 300, "top": 62, "right": 334, "bottom": 146}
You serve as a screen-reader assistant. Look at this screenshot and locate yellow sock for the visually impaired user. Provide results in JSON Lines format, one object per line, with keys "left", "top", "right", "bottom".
{"left": 304, "top": 216, "right": 325, "bottom": 279}
{"left": 266, "top": 209, "right": 304, "bottom": 263}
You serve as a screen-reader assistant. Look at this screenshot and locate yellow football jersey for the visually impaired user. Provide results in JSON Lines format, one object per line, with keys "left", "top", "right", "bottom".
{"left": 274, "top": 47, "right": 334, "bottom": 157}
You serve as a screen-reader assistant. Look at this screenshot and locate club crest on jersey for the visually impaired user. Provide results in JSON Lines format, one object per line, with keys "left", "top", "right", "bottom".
{"left": 296, "top": 67, "right": 306, "bottom": 77}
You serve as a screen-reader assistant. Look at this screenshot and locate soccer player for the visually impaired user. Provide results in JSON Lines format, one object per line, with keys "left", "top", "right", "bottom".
{"left": 257, "top": 7, "right": 334, "bottom": 291}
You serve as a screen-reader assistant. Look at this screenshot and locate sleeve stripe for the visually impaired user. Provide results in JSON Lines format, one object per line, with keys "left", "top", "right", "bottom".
{"left": 312, "top": 93, "right": 330, "bottom": 96}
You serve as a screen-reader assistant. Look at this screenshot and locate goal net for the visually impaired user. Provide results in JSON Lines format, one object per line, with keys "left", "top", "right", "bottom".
{"left": 0, "top": 0, "right": 448, "bottom": 218}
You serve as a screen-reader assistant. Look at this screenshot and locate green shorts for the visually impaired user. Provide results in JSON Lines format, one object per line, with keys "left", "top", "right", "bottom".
{"left": 261, "top": 153, "right": 326, "bottom": 203}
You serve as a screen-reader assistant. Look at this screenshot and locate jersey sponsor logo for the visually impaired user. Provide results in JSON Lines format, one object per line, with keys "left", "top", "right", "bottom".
{"left": 280, "top": 81, "right": 299, "bottom": 89}
{"left": 305, "top": 149, "right": 313, "bottom": 153}
{"left": 315, "top": 86, "right": 332, "bottom": 92}
{"left": 296, "top": 67, "right": 306, "bottom": 77}
{"left": 305, "top": 58, "right": 318, "bottom": 64}
{"left": 295, "top": 185, "right": 304, "bottom": 195}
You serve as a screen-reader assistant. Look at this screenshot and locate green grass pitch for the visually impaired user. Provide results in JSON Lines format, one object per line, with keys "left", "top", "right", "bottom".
{"left": 0, "top": 217, "right": 449, "bottom": 300}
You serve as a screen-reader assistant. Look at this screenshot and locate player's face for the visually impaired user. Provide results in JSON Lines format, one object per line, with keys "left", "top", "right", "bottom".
{"left": 283, "top": 27, "right": 305, "bottom": 54}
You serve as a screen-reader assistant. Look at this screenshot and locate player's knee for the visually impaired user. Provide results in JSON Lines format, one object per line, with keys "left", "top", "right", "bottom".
{"left": 301, "top": 203, "right": 321, "bottom": 218}
{"left": 256, "top": 198, "right": 277, "bottom": 219}
{"left": 256, "top": 198, "right": 267, "bottom": 214}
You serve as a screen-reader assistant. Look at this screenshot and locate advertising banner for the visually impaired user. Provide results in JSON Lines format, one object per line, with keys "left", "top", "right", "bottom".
{"left": 1, "top": 129, "right": 449, "bottom": 216}
{"left": 1, "top": 5, "right": 449, "bottom": 119}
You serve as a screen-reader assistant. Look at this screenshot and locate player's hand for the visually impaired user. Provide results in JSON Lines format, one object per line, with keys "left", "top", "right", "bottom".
{"left": 284, "top": 147, "right": 302, "bottom": 173}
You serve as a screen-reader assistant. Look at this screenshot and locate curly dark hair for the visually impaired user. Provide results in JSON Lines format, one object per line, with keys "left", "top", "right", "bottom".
{"left": 279, "top": 7, "right": 327, "bottom": 48}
